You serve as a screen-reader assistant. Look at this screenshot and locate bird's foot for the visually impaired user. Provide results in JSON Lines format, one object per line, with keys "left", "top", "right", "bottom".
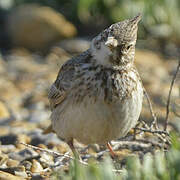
{"left": 68, "top": 139, "right": 82, "bottom": 161}
{"left": 107, "top": 142, "right": 117, "bottom": 159}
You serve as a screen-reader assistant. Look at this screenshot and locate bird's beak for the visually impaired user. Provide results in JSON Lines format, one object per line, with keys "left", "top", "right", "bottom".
{"left": 105, "top": 36, "right": 118, "bottom": 48}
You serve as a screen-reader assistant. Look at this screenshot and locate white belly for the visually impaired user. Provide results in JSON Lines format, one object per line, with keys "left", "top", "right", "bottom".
{"left": 52, "top": 84, "right": 143, "bottom": 144}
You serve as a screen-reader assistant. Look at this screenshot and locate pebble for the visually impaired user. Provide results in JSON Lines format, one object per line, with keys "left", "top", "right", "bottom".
{"left": 0, "top": 126, "right": 10, "bottom": 136}
{"left": 39, "top": 152, "right": 54, "bottom": 168}
{"left": 0, "top": 170, "right": 24, "bottom": 180}
{"left": 9, "top": 148, "right": 39, "bottom": 161}
{"left": 31, "top": 173, "right": 45, "bottom": 180}
{"left": 20, "top": 160, "right": 32, "bottom": 171}
{"left": 29, "top": 130, "right": 62, "bottom": 146}
{"left": 28, "top": 110, "right": 50, "bottom": 123}
{"left": 0, "top": 101, "right": 10, "bottom": 119}
{"left": 0, "top": 145, "right": 16, "bottom": 153}
{"left": 31, "top": 159, "right": 43, "bottom": 173}
{"left": 16, "top": 134, "right": 31, "bottom": 149}
{"left": 6, "top": 159, "right": 19, "bottom": 167}
{"left": 14, "top": 166, "right": 28, "bottom": 178}
{"left": 0, "top": 134, "right": 17, "bottom": 145}
{"left": 0, "top": 154, "right": 8, "bottom": 166}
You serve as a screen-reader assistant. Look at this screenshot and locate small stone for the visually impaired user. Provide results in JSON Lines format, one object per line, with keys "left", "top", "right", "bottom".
{"left": 0, "top": 134, "right": 17, "bottom": 145}
{"left": 14, "top": 166, "right": 28, "bottom": 178}
{"left": 0, "top": 170, "right": 24, "bottom": 180}
{"left": 0, "top": 126, "right": 10, "bottom": 136}
{"left": 0, "top": 101, "right": 10, "bottom": 119}
{"left": 88, "top": 144, "right": 100, "bottom": 153}
{"left": 9, "top": 148, "right": 39, "bottom": 161}
{"left": 0, "top": 154, "right": 8, "bottom": 166}
{"left": 55, "top": 143, "right": 69, "bottom": 154}
{"left": 15, "top": 171, "right": 28, "bottom": 178}
{"left": 114, "top": 149, "right": 132, "bottom": 160}
{"left": 7, "top": 4, "right": 77, "bottom": 51}
{"left": 10, "top": 121, "right": 37, "bottom": 132}
{"left": 20, "top": 160, "right": 32, "bottom": 171}
{"left": 0, "top": 166, "right": 27, "bottom": 178}
{"left": 38, "top": 144, "right": 47, "bottom": 149}
{"left": 30, "top": 130, "right": 61, "bottom": 146}
{"left": 6, "top": 159, "right": 19, "bottom": 167}
{"left": 31, "top": 159, "right": 43, "bottom": 173}
{"left": 0, "top": 166, "right": 25, "bottom": 174}
{"left": 0, "top": 145, "right": 16, "bottom": 153}
{"left": 16, "top": 134, "right": 31, "bottom": 149}
{"left": 29, "top": 110, "right": 50, "bottom": 123}
{"left": 39, "top": 153, "right": 54, "bottom": 168}
{"left": 0, "top": 80, "right": 20, "bottom": 105}
{"left": 31, "top": 173, "right": 44, "bottom": 180}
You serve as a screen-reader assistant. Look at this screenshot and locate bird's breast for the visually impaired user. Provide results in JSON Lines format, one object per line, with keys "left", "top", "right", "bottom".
{"left": 52, "top": 79, "right": 143, "bottom": 144}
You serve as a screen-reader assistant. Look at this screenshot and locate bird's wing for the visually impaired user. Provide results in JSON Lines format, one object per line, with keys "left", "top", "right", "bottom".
{"left": 45, "top": 58, "right": 80, "bottom": 134}
{"left": 48, "top": 49, "right": 92, "bottom": 110}
{"left": 48, "top": 63, "right": 75, "bottom": 109}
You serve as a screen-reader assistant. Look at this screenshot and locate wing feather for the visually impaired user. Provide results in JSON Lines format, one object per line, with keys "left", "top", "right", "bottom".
{"left": 48, "top": 49, "right": 92, "bottom": 110}
{"left": 48, "top": 84, "right": 66, "bottom": 109}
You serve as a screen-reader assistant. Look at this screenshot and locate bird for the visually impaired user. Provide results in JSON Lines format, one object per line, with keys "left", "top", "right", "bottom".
{"left": 44, "top": 14, "right": 143, "bottom": 157}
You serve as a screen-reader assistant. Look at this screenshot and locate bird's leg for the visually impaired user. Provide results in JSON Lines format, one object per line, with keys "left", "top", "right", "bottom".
{"left": 107, "top": 142, "right": 116, "bottom": 158}
{"left": 67, "top": 139, "right": 81, "bottom": 160}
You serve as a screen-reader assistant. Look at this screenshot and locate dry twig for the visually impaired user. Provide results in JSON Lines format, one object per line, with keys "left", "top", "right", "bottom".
{"left": 164, "top": 60, "right": 180, "bottom": 131}
{"left": 134, "top": 127, "right": 169, "bottom": 136}
{"left": 19, "top": 142, "right": 125, "bottom": 173}
{"left": 112, "top": 139, "right": 164, "bottom": 150}
{"left": 18, "top": 142, "right": 88, "bottom": 166}
{"left": 143, "top": 88, "right": 158, "bottom": 130}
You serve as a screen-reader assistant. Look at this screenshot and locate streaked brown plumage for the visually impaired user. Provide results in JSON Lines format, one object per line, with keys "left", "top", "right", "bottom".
{"left": 45, "top": 14, "right": 143, "bottom": 156}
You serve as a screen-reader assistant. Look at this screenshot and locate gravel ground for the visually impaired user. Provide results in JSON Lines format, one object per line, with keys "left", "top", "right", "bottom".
{"left": 0, "top": 43, "right": 179, "bottom": 179}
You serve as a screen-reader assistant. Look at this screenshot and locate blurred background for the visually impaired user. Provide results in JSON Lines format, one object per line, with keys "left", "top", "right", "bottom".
{"left": 0, "top": 0, "right": 179, "bottom": 138}
{"left": 0, "top": 0, "right": 180, "bottom": 56}
{"left": 0, "top": 0, "right": 179, "bottom": 178}
{"left": 0, "top": 0, "right": 179, "bottom": 140}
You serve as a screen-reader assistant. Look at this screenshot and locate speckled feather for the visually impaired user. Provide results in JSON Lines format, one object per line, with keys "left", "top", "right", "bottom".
{"left": 48, "top": 14, "right": 143, "bottom": 144}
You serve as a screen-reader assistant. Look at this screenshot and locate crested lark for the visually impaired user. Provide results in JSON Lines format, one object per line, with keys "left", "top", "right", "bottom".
{"left": 46, "top": 14, "right": 143, "bottom": 155}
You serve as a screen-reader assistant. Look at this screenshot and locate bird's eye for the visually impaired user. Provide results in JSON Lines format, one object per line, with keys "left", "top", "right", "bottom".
{"left": 126, "top": 45, "right": 132, "bottom": 50}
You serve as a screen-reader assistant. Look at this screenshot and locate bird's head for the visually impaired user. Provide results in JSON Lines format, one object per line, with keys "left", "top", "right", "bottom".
{"left": 90, "top": 14, "right": 141, "bottom": 67}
